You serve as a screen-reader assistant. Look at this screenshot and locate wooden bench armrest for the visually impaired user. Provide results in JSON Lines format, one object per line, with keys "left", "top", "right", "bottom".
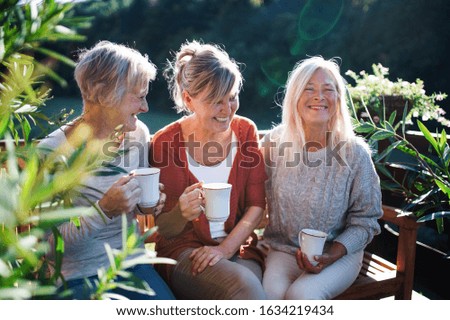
{"left": 380, "top": 205, "right": 418, "bottom": 230}
{"left": 380, "top": 205, "right": 419, "bottom": 299}
{"left": 336, "top": 205, "right": 419, "bottom": 299}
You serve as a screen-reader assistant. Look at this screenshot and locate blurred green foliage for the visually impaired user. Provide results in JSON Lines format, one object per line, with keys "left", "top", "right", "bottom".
{"left": 46, "top": 0, "right": 450, "bottom": 132}
{"left": 1, "top": 0, "right": 174, "bottom": 300}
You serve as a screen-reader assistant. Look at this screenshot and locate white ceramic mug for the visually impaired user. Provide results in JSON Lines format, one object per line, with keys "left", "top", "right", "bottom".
{"left": 130, "top": 167, "right": 160, "bottom": 208}
{"left": 298, "top": 228, "right": 328, "bottom": 266}
{"left": 202, "top": 183, "right": 232, "bottom": 222}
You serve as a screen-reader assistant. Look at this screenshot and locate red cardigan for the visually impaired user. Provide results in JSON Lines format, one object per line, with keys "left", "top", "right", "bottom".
{"left": 149, "top": 115, "right": 267, "bottom": 282}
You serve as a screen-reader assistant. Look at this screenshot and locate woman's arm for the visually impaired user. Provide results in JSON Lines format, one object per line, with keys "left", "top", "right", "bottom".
{"left": 216, "top": 205, "right": 264, "bottom": 257}
{"left": 155, "top": 182, "right": 204, "bottom": 238}
{"left": 334, "top": 142, "right": 383, "bottom": 254}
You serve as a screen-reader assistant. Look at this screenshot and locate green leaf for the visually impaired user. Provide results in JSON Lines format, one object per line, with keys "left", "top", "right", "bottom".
{"left": 439, "top": 129, "right": 448, "bottom": 151}
{"left": 0, "top": 115, "right": 10, "bottom": 138}
{"left": 388, "top": 110, "right": 397, "bottom": 126}
{"left": 435, "top": 179, "right": 450, "bottom": 199}
{"left": 104, "top": 243, "right": 117, "bottom": 272}
{"left": 19, "top": 153, "right": 39, "bottom": 211}
{"left": 375, "top": 140, "right": 405, "bottom": 162}
{"left": 417, "top": 211, "right": 450, "bottom": 223}
{"left": 396, "top": 144, "right": 441, "bottom": 170}
{"left": 26, "top": 206, "right": 95, "bottom": 228}
{"left": 113, "top": 282, "right": 155, "bottom": 297}
{"left": 417, "top": 120, "right": 440, "bottom": 155}
{"left": 375, "top": 164, "right": 400, "bottom": 182}
{"left": 401, "top": 103, "right": 409, "bottom": 137}
{"left": 34, "top": 47, "right": 76, "bottom": 68}
{"left": 379, "top": 180, "right": 405, "bottom": 193}
{"left": 33, "top": 60, "right": 68, "bottom": 87}
{"left": 94, "top": 163, "right": 128, "bottom": 176}
{"left": 443, "top": 145, "right": 450, "bottom": 168}
{"left": 384, "top": 121, "right": 395, "bottom": 134}
{"left": 388, "top": 162, "right": 422, "bottom": 174}
{"left": 371, "top": 130, "right": 395, "bottom": 141}
{"left": 50, "top": 226, "right": 64, "bottom": 283}
{"left": 354, "top": 122, "right": 376, "bottom": 133}
{"left": 22, "top": 116, "right": 31, "bottom": 141}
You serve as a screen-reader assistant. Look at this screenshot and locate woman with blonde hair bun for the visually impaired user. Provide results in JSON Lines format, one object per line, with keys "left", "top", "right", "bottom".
{"left": 150, "top": 40, "right": 267, "bottom": 300}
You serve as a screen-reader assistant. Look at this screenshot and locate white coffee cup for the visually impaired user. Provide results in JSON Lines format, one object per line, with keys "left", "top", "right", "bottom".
{"left": 298, "top": 228, "right": 328, "bottom": 266}
{"left": 202, "top": 183, "right": 232, "bottom": 222}
{"left": 130, "top": 167, "right": 160, "bottom": 208}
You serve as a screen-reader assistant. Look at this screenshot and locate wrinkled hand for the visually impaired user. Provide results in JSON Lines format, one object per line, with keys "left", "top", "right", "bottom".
{"left": 153, "top": 183, "right": 166, "bottom": 216}
{"left": 98, "top": 175, "right": 141, "bottom": 218}
{"left": 189, "top": 245, "right": 227, "bottom": 275}
{"left": 296, "top": 242, "right": 347, "bottom": 274}
{"left": 178, "top": 181, "right": 204, "bottom": 221}
{"left": 295, "top": 248, "right": 324, "bottom": 274}
{"left": 137, "top": 183, "right": 166, "bottom": 216}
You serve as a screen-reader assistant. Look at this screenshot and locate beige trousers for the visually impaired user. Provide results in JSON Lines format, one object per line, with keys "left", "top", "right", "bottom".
{"left": 169, "top": 247, "right": 266, "bottom": 300}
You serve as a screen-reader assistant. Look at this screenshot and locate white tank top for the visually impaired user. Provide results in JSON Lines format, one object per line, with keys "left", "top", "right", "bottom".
{"left": 186, "top": 133, "right": 237, "bottom": 238}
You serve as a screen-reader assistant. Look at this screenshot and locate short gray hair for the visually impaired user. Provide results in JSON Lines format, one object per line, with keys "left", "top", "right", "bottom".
{"left": 164, "top": 40, "right": 242, "bottom": 113}
{"left": 74, "top": 41, "right": 157, "bottom": 108}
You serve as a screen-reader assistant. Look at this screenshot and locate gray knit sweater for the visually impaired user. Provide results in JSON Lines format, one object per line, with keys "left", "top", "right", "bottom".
{"left": 262, "top": 126, "right": 382, "bottom": 255}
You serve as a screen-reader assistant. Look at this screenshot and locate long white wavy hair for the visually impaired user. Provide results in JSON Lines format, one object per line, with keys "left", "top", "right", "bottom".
{"left": 274, "top": 56, "right": 355, "bottom": 161}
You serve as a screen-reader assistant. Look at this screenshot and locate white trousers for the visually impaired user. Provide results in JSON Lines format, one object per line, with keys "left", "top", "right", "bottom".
{"left": 263, "top": 249, "right": 363, "bottom": 299}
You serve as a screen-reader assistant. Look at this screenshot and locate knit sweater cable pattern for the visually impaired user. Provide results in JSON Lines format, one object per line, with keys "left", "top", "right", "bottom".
{"left": 263, "top": 127, "right": 383, "bottom": 256}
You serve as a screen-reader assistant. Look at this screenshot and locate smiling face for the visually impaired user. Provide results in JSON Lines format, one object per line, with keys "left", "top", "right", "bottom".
{"left": 110, "top": 87, "right": 149, "bottom": 132}
{"left": 184, "top": 84, "right": 240, "bottom": 135}
{"left": 297, "top": 68, "right": 338, "bottom": 129}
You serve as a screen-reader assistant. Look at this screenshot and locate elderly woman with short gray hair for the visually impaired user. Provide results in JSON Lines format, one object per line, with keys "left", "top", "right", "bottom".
{"left": 39, "top": 41, "right": 174, "bottom": 299}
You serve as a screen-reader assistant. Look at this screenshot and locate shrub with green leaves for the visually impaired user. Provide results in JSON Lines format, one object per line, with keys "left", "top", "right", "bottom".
{"left": 1, "top": 0, "right": 175, "bottom": 300}
{"left": 351, "top": 96, "right": 450, "bottom": 233}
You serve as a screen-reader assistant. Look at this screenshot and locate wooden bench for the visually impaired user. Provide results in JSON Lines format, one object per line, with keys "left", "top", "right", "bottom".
{"left": 334, "top": 204, "right": 419, "bottom": 299}
{"left": 140, "top": 204, "right": 419, "bottom": 300}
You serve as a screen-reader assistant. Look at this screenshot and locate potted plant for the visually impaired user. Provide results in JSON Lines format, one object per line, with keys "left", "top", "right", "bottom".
{"left": 346, "top": 63, "right": 449, "bottom": 127}
{"left": 351, "top": 95, "right": 450, "bottom": 236}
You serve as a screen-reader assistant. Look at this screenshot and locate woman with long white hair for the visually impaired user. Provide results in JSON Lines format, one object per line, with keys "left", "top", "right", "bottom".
{"left": 262, "top": 56, "right": 382, "bottom": 299}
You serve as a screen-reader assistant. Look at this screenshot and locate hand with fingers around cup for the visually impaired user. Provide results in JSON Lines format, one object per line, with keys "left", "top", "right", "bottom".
{"left": 136, "top": 183, "right": 167, "bottom": 216}
{"left": 178, "top": 181, "right": 205, "bottom": 221}
{"left": 97, "top": 175, "right": 142, "bottom": 218}
{"left": 295, "top": 241, "right": 348, "bottom": 274}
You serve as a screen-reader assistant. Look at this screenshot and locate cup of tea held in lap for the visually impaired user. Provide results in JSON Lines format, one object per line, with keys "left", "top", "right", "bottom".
{"left": 298, "top": 228, "right": 328, "bottom": 266}
{"left": 131, "top": 167, "right": 160, "bottom": 208}
{"left": 202, "top": 183, "right": 232, "bottom": 222}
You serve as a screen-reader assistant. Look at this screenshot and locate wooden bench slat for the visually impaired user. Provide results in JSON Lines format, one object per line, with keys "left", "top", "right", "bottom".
{"left": 335, "top": 205, "right": 419, "bottom": 300}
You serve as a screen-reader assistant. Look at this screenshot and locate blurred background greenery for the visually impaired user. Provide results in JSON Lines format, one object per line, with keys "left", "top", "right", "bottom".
{"left": 35, "top": 0, "right": 450, "bottom": 136}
